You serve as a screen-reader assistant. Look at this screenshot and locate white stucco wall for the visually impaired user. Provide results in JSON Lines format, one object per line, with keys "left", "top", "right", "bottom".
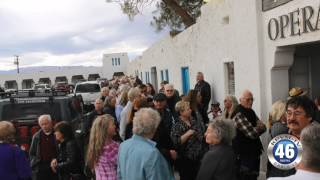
{"left": 102, "top": 52, "right": 129, "bottom": 78}
{"left": 127, "top": 0, "right": 265, "bottom": 116}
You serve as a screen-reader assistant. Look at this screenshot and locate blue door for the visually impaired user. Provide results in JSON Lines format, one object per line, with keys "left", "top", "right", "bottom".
{"left": 181, "top": 67, "right": 190, "bottom": 95}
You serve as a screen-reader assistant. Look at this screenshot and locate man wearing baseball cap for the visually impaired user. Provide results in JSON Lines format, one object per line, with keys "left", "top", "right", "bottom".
{"left": 152, "top": 93, "right": 177, "bottom": 167}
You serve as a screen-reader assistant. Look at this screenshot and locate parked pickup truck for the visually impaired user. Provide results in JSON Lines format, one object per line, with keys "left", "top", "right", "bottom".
{"left": 74, "top": 81, "right": 101, "bottom": 113}
{"left": 0, "top": 90, "right": 83, "bottom": 151}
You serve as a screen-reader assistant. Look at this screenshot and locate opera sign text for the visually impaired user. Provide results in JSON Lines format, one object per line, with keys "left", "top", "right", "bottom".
{"left": 268, "top": 5, "right": 320, "bottom": 40}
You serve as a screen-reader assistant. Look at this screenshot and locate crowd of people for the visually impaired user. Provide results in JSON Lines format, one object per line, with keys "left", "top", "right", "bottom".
{"left": 0, "top": 72, "right": 320, "bottom": 180}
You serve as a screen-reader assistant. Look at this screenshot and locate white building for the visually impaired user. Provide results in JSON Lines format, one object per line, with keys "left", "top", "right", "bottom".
{"left": 102, "top": 52, "right": 129, "bottom": 78}
{"left": 0, "top": 52, "right": 129, "bottom": 89}
{"left": 128, "top": 0, "right": 320, "bottom": 120}
{"left": 127, "top": 0, "right": 320, "bottom": 177}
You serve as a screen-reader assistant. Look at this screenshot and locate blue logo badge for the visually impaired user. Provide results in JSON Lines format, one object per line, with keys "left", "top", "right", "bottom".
{"left": 267, "top": 134, "right": 302, "bottom": 170}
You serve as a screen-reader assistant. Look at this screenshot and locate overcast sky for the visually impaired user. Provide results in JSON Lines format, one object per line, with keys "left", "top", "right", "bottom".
{"left": 0, "top": 0, "right": 167, "bottom": 70}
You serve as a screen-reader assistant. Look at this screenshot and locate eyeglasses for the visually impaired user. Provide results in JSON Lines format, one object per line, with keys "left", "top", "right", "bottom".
{"left": 166, "top": 89, "right": 174, "bottom": 92}
{"left": 243, "top": 97, "right": 254, "bottom": 102}
{"left": 286, "top": 110, "right": 306, "bottom": 117}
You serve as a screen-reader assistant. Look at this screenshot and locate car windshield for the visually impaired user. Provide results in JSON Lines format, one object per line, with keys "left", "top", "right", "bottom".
{"left": 1, "top": 103, "right": 62, "bottom": 121}
{"left": 35, "top": 85, "right": 45, "bottom": 89}
{"left": 76, "top": 84, "right": 100, "bottom": 93}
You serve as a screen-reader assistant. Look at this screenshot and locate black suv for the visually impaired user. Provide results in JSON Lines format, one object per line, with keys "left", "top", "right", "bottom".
{"left": 0, "top": 90, "right": 83, "bottom": 151}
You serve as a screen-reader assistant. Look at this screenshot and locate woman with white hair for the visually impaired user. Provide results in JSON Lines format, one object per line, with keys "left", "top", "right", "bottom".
{"left": 117, "top": 108, "right": 174, "bottom": 180}
{"left": 0, "top": 121, "right": 32, "bottom": 180}
{"left": 196, "top": 118, "right": 237, "bottom": 180}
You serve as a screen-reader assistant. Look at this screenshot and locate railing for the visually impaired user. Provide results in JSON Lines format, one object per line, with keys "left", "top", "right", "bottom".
{"left": 0, "top": 89, "right": 68, "bottom": 99}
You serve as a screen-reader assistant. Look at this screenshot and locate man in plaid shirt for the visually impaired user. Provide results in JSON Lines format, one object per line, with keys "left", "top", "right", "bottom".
{"left": 231, "top": 90, "right": 266, "bottom": 180}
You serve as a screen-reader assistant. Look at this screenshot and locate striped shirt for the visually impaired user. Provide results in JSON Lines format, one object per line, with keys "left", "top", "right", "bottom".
{"left": 95, "top": 141, "right": 119, "bottom": 180}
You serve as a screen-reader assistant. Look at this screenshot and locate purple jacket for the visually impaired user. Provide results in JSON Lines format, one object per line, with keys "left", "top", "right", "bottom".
{"left": 0, "top": 143, "right": 32, "bottom": 180}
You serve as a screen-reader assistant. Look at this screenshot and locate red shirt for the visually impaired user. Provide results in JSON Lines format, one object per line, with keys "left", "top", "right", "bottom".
{"left": 40, "top": 131, "right": 56, "bottom": 162}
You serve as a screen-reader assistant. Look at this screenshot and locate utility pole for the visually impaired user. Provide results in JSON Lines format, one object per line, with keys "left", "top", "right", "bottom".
{"left": 14, "top": 55, "right": 19, "bottom": 74}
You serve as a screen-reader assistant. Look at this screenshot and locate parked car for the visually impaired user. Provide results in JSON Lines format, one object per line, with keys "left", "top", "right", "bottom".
{"left": 74, "top": 81, "right": 101, "bottom": 112}
{"left": 33, "top": 84, "right": 51, "bottom": 92}
{"left": 54, "top": 82, "right": 70, "bottom": 93}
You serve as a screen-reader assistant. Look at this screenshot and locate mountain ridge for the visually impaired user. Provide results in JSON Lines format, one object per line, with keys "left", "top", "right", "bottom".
{"left": 0, "top": 66, "right": 99, "bottom": 74}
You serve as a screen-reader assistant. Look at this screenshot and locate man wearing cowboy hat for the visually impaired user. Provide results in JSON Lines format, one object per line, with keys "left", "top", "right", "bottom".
{"left": 288, "top": 87, "right": 308, "bottom": 99}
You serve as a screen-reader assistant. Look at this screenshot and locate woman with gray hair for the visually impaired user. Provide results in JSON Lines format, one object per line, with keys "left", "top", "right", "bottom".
{"left": 0, "top": 121, "right": 32, "bottom": 180}
{"left": 196, "top": 118, "right": 237, "bottom": 180}
{"left": 117, "top": 108, "right": 174, "bottom": 180}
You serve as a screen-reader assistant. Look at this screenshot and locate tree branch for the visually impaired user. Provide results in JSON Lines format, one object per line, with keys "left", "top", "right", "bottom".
{"left": 162, "top": 0, "right": 195, "bottom": 27}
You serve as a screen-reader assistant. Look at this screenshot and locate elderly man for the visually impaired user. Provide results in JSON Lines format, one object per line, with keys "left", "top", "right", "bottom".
{"left": 29, "top": 115, "right": 57, "bottom": 180}
{"left": 269, "top": 123, "right": 320, "bottom": 180}
{"left": 164, "top": 84, "right": 180, "bottom": 118}
{"left": 231, "top": 90, "right": 266, "bottom": 180}
{"left": 194, "top": 72, "right": 211, "bottom": 124}
{"left": 117, "top": 108, "right": 175, "bottom": 180}
{"left": 159, "top": 80, "right": 168, "bottom": 93}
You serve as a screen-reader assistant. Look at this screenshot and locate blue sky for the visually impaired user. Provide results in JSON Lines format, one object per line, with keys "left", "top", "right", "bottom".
{"left": 0, "top": 0, "right": 167, "bottom": 70}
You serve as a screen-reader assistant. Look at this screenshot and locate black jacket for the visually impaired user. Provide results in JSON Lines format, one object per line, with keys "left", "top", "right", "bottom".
{"left": 83, "top": 110, "right": 105, "bottom": 136}
{"left": 195, "top": 80, "right": 211, "bottom": 124}
{"left": 167, "top": 95, "right": 181, "bottom": 119}
{"left": 56, "top": 139, "right": 82, "bottom": 180}
{"left": 231, "top": 105, "right": 263, "bottom": 156}
{"left": 194, "top": 80, "right": 211, "bottom": 108}
{"left": 196, "top": 144, "right": 236, "bottom": 180}
{"left": 152, "top": 108, "right": 176, "bottom": 165}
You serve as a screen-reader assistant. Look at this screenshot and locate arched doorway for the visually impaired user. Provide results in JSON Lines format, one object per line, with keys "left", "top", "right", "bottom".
{"left": 271, "top": 42, "right": 320, "bottom": 102}
{"left": 290, "top": 43, "right": 320, "bottom": 99}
